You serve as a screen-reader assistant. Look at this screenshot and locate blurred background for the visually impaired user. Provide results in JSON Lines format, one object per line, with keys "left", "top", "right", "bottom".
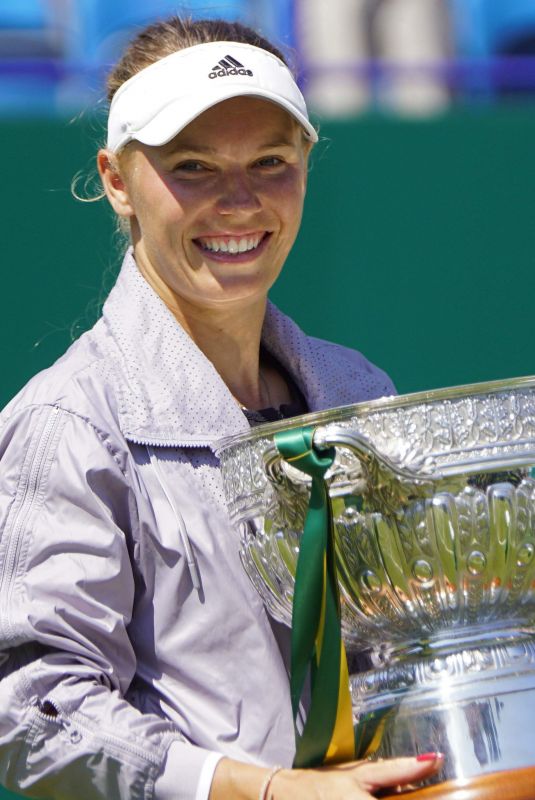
{"left": 1, "top": 5, "right": 534, "bottom": 800}
{"left": 0, "top": 0, "right": 534, "bottom": 416}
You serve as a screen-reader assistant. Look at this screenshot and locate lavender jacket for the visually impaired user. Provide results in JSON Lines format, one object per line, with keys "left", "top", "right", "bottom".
{"left": 0, "top": 251, "right": 395, "bottom": 800}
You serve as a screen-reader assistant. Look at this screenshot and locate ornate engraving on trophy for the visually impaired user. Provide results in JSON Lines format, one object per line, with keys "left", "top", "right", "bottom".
{"left": 217, "top": 377, "right": 535, "bottom": 785}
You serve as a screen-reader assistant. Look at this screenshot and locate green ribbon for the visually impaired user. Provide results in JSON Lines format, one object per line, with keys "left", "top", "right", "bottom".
{"left": 275, "top": 426, "right": 350, "bottom": 768}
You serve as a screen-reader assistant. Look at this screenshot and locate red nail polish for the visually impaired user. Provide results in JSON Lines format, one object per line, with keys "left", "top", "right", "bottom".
{"left": 416, "top": 752, "right": 443, "bottom": 762}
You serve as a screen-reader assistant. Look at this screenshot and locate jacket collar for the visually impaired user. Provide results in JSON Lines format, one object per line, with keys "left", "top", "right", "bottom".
{"left": 101, "top": 250, "right": 353, "bottom": 448}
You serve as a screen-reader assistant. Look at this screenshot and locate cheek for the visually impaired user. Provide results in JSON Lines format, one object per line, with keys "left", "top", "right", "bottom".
{"left": 274, "top": 174, "right": 306, "bottom": 229}
{"left": 135, "top": 186, "right": 189, "bottom": 236}
{"left": 164, "top": 171, "right": 227, "bottom": 209}
{"left": 262, "top": 162, "right": 306, "bottom": 203}
{"left": 130, "top": 170, "right": 193, "bottom": 218}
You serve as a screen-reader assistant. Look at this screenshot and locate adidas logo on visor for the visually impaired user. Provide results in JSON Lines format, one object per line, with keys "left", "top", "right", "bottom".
{"left": 209, "top": 55, "right": 253, "bottom": 79}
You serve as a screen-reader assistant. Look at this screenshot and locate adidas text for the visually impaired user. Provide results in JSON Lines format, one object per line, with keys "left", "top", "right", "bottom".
{"left": 209, "top": 55, "right": 253, "bottom": 79}
{"left": 209, "top": 66, "right": 253, "bottom": 79}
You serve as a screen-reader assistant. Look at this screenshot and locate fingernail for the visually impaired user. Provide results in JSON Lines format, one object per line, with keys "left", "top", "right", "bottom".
{"left": 416, "top": 752, "right": 444, "bottom": 762}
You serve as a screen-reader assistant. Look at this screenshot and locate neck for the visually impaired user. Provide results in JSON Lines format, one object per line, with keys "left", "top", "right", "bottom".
{"left": 180, "top": 300, "right": 268, "bottom": 409}
{"left": 134, "top": 250, "right": 270, "bottom": 409}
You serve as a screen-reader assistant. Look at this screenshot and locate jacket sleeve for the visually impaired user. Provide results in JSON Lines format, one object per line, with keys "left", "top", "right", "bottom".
{"left": 0, "top": 404, "right": 218, "bottom": 800}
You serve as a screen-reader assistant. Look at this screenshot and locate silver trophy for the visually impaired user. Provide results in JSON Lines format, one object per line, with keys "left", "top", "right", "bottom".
{"left": 217, "top": 377, "right": 535, "bottom": 792}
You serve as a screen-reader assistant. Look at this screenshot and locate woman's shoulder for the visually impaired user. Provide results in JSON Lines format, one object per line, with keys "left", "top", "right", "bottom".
{"left": 263, "top": 304, "right": 397, "bottom": 405}
{"left": 307, "top": 334, "right": 397, "bottom": 400}
{"left": 1, "top": 319, "right": 125, "bottom": 441}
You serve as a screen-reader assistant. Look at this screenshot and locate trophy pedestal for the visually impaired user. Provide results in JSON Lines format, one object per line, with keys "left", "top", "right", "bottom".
{"left": 380, "top": 766, "right": 535, "bottom": 799}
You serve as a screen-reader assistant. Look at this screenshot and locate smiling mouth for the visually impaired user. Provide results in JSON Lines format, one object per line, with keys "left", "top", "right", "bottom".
{"left": 193, "top": 231, "right": 270, "bottom": 258}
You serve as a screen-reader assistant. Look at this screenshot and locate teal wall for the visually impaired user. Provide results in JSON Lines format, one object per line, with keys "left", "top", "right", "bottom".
{"left": 1, "top": 107, "right": 534, "bottom": 412}
{"left": 274, "top": 107, "right": 535, "bottom": 394}
{"left": 0, "top": 107, "right": 534, "bottom": 797}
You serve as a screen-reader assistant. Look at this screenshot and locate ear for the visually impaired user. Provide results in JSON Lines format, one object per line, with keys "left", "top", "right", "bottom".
{"left": 97, "top": 148, "right": 134, "bottom": 218}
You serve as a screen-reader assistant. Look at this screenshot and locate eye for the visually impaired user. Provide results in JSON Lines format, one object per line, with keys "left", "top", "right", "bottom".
{"left": 173, "top": 160, "right": 208, "bottom": 175}
{"left": 255, "top": 156, "right": 284, "bottom": 169}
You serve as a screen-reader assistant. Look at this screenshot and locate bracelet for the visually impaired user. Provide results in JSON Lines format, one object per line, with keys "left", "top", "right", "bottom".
{"left": 258, "top": 764, "right": 283, "bottom": 800}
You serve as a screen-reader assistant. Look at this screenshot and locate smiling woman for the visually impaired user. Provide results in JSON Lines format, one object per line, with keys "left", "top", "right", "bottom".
{"left": 102, "top": 97, "right": 309, "bottom": 330}
{"left": 0, "top": 15, "right": 442, "bottom": 800}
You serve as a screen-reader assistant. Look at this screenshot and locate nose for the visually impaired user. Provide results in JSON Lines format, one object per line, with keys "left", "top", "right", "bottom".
{"left": 215, "top": 169, "right": 262, "bottom": 215}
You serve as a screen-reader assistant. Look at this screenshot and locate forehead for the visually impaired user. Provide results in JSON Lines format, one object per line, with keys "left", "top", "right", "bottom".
{"left": 161, "top": 96, "right": 301, "bottom": 153}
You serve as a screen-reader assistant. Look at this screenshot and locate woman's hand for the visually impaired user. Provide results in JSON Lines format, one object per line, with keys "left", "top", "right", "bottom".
{"left": 210, "top": 753, "right": 444, "bottom": 799}
{"left": 269, "top": 754, "right": 443, "bottom": 799}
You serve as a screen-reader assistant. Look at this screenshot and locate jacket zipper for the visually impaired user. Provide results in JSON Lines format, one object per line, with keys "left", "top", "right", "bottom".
{"left": 34, "top": 697, "right": 168, "bottom": 766}
{"left": 0, "top": 406, "right": 61, "bottom": 642}
{"left": 71, "top": 708, "right": 167, "bottom": 764}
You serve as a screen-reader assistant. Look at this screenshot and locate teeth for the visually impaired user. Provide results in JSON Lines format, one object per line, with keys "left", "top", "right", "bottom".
{"left": 199, "top": 234, "right": 264, "bottom": 254}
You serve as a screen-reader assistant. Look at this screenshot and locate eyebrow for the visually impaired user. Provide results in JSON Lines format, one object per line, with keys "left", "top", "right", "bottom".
{"left": 258, "top": 139, "right": 296, "bottom": 149}
{"left": 164, "top": 138, "right": 296, "bottom": 155}
{"left": 166, "top": 143, "right": 217, "bottom": 155}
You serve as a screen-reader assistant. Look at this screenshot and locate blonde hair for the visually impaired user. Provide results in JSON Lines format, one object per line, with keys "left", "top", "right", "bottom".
{"left": 106, "top": 16, "right": 291, "bottom": 104}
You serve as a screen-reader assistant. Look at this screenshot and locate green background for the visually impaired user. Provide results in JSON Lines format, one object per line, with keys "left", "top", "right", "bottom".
{"left": 1, "top": 107, "right": 534, "bottom": 413}
{"left": 0, "top": 108, "right": 534, "bottom": 797}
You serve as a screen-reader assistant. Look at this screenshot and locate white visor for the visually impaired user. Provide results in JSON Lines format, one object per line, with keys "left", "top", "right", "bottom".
{"left": 107, "top": 40, "right": 318, "bottom": 152}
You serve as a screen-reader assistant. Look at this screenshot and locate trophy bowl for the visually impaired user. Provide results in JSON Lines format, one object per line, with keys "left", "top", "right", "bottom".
{"left": 217, "top": 376, "right": 535, "bottom": 789}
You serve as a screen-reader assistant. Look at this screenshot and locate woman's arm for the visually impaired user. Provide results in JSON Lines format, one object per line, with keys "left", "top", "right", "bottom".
{"left": 210, "top": 754, "right": 443, "bottom": 799}
{"left": 0, "top": 404, "right": 217, "bottom": 799}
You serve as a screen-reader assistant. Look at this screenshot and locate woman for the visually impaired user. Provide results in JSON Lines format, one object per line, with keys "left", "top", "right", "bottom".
{"left": 0, "top": 17, "right": 442, "bottom": 800}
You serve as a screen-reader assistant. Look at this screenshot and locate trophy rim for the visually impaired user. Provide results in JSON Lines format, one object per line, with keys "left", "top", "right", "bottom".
{"left": 216, "top": 373, "right": 535, "bottom": 454}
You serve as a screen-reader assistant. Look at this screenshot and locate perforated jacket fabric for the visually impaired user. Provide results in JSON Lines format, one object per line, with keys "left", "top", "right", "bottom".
{"left": 0, "top": 250, "right": 396, "bottom": 800}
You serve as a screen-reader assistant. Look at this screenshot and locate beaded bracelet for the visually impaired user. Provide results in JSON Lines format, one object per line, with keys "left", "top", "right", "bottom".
{"left": 258, "top": 765, "right": 283, "bottom": 800}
